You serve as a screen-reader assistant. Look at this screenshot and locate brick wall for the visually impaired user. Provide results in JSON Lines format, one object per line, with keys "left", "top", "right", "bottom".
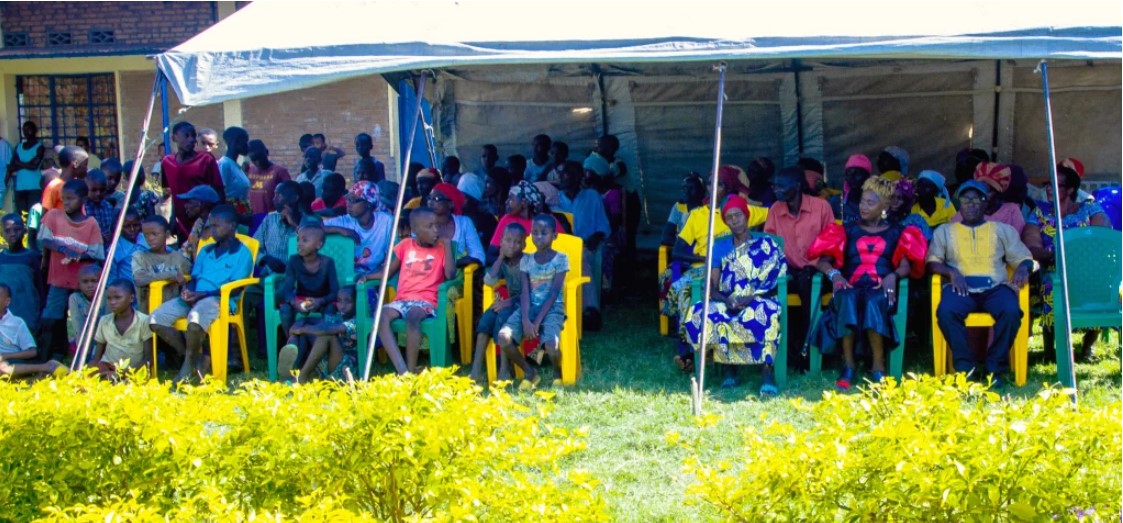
{"left": 118, "top": 71, "right": 224, "bottom": 161}
{"left": 242, "top": 76, "right": 396, "bottom": 180}
{"left": 1, "top": 1, "right": 216, "bottom": 50}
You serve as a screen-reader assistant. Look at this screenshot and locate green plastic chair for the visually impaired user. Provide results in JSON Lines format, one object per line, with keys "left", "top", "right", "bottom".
{"left": 687, "top": 233, "right": 789, "bottom": 390}
{"left": 806, "top": 272, "right": 910, "bottom": 381}
{"left": 263, "top": 234, "right": 355, "bottom": 381}
{"left": 1053, "top": 226, "right": 1122, "bottom": 388}
{"left": 384, "top": 241, "right": 464, "bottom": 370}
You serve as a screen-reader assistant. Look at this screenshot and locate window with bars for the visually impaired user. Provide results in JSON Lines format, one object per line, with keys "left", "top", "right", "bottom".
{"left": 4, "top": 32, "right": 30, "bottom": 47}
{"left": 89, "top": 30, "right": 115, "bottom": 44}
{"left": 47, "top": 32, "right": 73, "bottom": 46}
{"left": 16, "top": 74, "right": 120, "bottom": 161}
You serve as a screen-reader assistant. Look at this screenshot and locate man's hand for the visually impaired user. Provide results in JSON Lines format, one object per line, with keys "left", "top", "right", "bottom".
{"left": 1011, "top": 265, "right": 1031, "bottom": 289}
{"left": 948, "top": 268, "right": 968, "bottom": 296}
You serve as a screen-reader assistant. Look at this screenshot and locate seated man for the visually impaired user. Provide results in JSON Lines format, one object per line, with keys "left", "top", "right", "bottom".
{"left": 555, "top": 160, "right": 610, "bottom": 326}
{"left": 927, "top": 181, "right": 1034, "bottom": 387}
{"left": 150, "top": 205, "right": 254, "bottom": 383}
{"left": 764, "top": 167, "right": 835, "bottom": 370}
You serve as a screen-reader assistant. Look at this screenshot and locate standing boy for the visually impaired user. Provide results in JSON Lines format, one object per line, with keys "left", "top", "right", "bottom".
{"left": 84, "top": 169, "right": 116, "bottom": 245}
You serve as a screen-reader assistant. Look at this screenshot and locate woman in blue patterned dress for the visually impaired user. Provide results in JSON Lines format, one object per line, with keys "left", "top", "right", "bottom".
{"left": 685, "top": 195, "right": 786, "bottom": 397}
{"left": 1021, "top": 159, "right": 1109, "bottom": 360}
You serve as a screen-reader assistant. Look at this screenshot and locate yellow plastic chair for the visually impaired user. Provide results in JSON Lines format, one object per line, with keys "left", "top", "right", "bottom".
{"left": 149, "top": 234, "right": 260, "bottom": 383}
{"left": 483, "top": 233, "right": 589, "bottom": 385}
{"left": 931, "top": 271, "right": 1030, "bottom": 386}
{"left": 454, "top": 263, "right": 478, "bottom": 364}
{"left": 658, "top": 245, "right": 674, "bottom": 335}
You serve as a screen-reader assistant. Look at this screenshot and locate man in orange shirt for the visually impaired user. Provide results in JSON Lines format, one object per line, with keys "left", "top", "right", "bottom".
{"left": 42, "top": 145, "right": 88, "bottom": 212}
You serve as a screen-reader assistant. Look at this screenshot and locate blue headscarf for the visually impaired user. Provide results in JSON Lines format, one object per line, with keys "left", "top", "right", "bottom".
{"left": 918, "top": 170, "right": 951, "bottom": 207}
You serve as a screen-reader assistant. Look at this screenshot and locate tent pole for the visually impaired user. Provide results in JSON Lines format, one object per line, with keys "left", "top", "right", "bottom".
{"left": 159, "top": 72, "right": 171, "bottom": 155}
{"left": 73, "top": 75, "right": 160, "bottom": 371}
{"left": 692, "top": 63, "right": 727, "bottom": 416}
{"left": 362, "top": 71, "right": 429, "bottom": 381}
{"left": 1035, "top": 60, "right": 1078, "bottom": 403}
{"left": 419, "top": 106, "right": 439, "bottom": 168}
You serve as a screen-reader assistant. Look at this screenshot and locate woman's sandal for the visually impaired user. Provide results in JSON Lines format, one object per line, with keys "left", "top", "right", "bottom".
{"left": 759, "top": 383, "right": 779, "bottom": 398}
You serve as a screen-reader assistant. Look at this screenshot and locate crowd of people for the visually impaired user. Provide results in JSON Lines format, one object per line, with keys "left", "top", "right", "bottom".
{"left": 660, "top": 148, "right": 1114, "bottom": 395}
{"left": 0, "top": 121, "right": 634, "bottom": 390}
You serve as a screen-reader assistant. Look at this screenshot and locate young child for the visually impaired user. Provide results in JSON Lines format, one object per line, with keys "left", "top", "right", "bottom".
{"left": 69, "top": 264, "right": 106, "bottom": 359}
{"left": 469, "top": 223, "right": 527, "bottom": 384}
{"left": 497, "top": 214, "right": 569, "bottom": 391}
{"left": 276, "top": 222, "right": 339, "bottom": 355}
{"left": 43, "top": 145, "right": 88, "bottom": 212}
{"left": 149, "top": 205, "right": 253, "bottom": 382}
{"left": 122, "top": 161, "right": 161, "bottom": 221}
{"left": 132, "top": 215, "right": 192, "bottom": 314}
{"left": 108, "top": 209, "right": 144, "bottom": 288}
{"left": 84, "top": 169, "right": 116, "bottom": 247}
{"left": 102, "top": 158, "right": 125, "bottom": 209}
{"left": 38, "top": 178, "right": 104, "bottom": 360}
{"left": 92, "top": 279, "right": 152, "bottom": 381}
{"left": 312, "top": 173, "right": 347, "bottom": 217}
{"left": 377, "top": 208, "right": 455, "bottom": 374}
{"left": 0, "top": 213, "right": 43, "bottom": 334}
{"left": 287, "top": 285, "right": 358, "bottom": 384}
{"left": 0, "top": 283, "right": 66, "bottom": 379}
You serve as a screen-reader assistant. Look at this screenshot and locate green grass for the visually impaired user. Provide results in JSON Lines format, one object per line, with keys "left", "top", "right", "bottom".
{"left": 221, "top": 305, "right": 1119, "bottom": 521}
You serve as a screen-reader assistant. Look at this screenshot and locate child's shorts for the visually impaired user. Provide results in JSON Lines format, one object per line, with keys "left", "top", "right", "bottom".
{"left": 384, "top": 299, "right": 435, "bottom": 319}
{"left": 499, "top": 301, "right": 565, "bottom": 347}
{"left": 150, "top": 296, "right": 222, "bottom": 331}
{"left": 477, "top": 307, "right": 516, "bottom": 339}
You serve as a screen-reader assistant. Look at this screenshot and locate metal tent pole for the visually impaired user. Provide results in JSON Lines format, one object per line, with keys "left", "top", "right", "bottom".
{"left": 159, "top": 73, "right": 171, "bottom": 157}
{"left": 73, "top": 75, "right": 161, "bottom": 371}
{"left": 691, "top": 63, "right": 727, "bottom": 416}
{"left": 1035, "top": 60, "right": 1078, "bottom": 402}
{"left": 362, "top": 71, "right": 429, "bottom": 381}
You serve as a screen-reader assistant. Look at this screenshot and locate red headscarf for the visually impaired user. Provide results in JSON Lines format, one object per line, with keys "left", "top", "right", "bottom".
{"left": 431, "top": 182, "right": 465, "bottom": 214}
{"left": 721, "top": 194, "right": 751, "bottom": 225}
{"left": 717, "top": 165, "right": 751, "bottom": 199}
{"left": 1059, "top": 157, "right": 1085, "bottom": 178}
{"left": 974, "top": 162, "right": 1012, "bottom": 192}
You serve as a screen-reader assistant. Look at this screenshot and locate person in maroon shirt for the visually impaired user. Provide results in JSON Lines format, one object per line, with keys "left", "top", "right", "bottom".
{"left": 246, "top": 139, "right": 292, "bottom": 234}
{"left": 161, "top": 122, "right": 224, "bottom": 241}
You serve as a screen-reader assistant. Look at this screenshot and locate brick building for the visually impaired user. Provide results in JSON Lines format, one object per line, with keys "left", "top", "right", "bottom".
{"left": 0, "top": 1, "right": 396, "bottom": 195}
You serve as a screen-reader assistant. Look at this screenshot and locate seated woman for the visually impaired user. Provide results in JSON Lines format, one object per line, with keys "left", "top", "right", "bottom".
{"left": 808, "top": 176, "right": 927, "bottom": 390}
{"left": 658, "top": 172, "right": 705, "bottom": 318}
{"left": 887, "top": 178, "right": 933, "bottom": 242}
{"left": 1021, "top": 158, "right": 1109, "bottom": 361}
{"left": 684, "top": 196, "right": 786, "bottom": 397}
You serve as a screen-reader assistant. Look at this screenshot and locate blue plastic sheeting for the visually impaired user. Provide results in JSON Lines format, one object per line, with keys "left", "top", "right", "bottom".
{"left": 397, "top": 79, "right": 433, "bottom": 171}
{"left": 156, "top": 1, "right": 1122, "bottom": 107}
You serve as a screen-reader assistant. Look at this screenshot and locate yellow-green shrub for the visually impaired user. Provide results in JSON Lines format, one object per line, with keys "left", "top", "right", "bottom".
{"left": 681, "top": 375, "right": 1122, "bottom": 522}
{"left": 0, "top": 369, "right": 606, "bottom": 522}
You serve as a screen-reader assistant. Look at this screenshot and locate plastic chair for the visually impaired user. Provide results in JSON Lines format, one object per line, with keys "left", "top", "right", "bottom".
{"left": 484, "top": 233, "right": 590, "bottom": 385}
{"left": 657, "top": 245, "right": 686, "bottom": 336}
{"left": 454, "top": 263, "right": 478, "bottom": 364}
{"left": 149, "top": 234, "right": 260, "bottom": 383}
{"left": 686, "top": 233, "right": 789, "bottom": 390}
{"left": 807, "top": 274, "right": 910, "bottom": 381}
{"left": 931, "top": 270, "right": 1029, "bottom": 386}
{"left": 1052, "top": 227, "right": 1122, "bottom": 388}
{"left": 262, "top": 234, "right": 355, "bottom": 381}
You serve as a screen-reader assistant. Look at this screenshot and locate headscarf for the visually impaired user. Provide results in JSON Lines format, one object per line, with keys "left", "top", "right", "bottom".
{"left": 509, "top": 180, "right": 545, "bottom": 215}
{"left": 974, "top": 162, "right": 1012, "bottom": 192}
{"left": 1059, "top": 157, "right": 1085, "bottom": 178}
{"left": 583, "top": 153, "right": 611, "bottom": 177}
{"left": 917, "top": 170, "right": 952, "bottom": 207}
{"left": 883, "top": 146, "right": 910, "bottom": 175}
{"left": 717, "top": 165, "right": 750, "bottom": 199}
{"left": 431, "top": 182, "right": 465, "bottom": 214}
{"left": 456, "top": 172, "right": 485, "bottom": 201}
{"left": 534, "top": 181, "right": 560, "bottom": 208}
{"left": 417, "top": 167, "right": 440, "bottom": 181}
{"left": 349, "top": 180, "right": 383, "bottom": 212}
{"left": 894, "top": 177, "right": 916, "bottom": 202}
{"left": 845, "top": 154, "right": 872, "bottom": 173}
{"left": 721, "top": 194, "right": 751, "bottom": 224}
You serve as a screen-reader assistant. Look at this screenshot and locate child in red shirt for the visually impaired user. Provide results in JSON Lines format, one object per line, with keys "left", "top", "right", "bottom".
{"left": 377, "top": 208, "right": 455, "bottom": 374}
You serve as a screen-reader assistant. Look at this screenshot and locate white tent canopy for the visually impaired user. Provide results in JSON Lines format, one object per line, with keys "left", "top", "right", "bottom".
{"left": 157, "top": 0, "right": 1122, "bottom": 107}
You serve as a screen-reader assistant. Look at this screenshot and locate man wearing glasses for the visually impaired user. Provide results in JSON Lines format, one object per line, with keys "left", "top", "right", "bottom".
{"left": 926, "top": 180, "right": 1035, "bottom": 387}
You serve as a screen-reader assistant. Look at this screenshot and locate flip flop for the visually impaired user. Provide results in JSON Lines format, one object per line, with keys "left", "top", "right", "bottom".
{"left": 759, "top": 383, "right": 779, "bottom": 398}
{"left": 277, "top": 344, "right": 299, "bottom": 382}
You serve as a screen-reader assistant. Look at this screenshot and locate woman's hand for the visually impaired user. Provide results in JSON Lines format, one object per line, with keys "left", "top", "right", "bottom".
{"left": 831, "top": 273, "right": 852, "bottom": 291}
{"left": 877, "top": 273, "right": 898, "bottom": 307}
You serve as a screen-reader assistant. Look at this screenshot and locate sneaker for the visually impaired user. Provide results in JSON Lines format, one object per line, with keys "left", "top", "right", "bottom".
{"left": 836, "top": 367, "right": 855, "bottom": 392}
{"left": 277, "top": 344, "right": 298, "bottom": 382}
{"left": 870, "top": 370, "right": 885, "bottom": 385}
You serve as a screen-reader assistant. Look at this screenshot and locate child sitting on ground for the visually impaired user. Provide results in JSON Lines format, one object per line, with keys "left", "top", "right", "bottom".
{"left": 377, "top": 208, "right": 455, "bottom": 374}
{"left": 275, "top": 223, "right": 339, "bottom": 379}
{"left": 287, "top": 286, "right": 358, "bottom": 384}
{"left": 149, "top": 205, "right": 254, "bottom": 383}
{"left": 0, "top": 213, "right": 43, "bottom": 335}
{"left": 132, "top": 216, "right": 192, "bottom": 314}
{"left": 469, "top": 223, "right": 527, "bottom": 384}
{"left": 69, "top": 264, "right": 107, "bottom": 360}
{"left": 312, "top": 173, "right": 348, "bottom": 217}
{"left": 0, "top": 283, "right": 67, "bottom": 379}
{"left": 39, "top": 178, "right": 104, "bottom": 360}
{"left": 92, "top": 279, "right": 152, "bottom": 381}
{"left": 497, "top": 214, "right": 569, "bottom": 391}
